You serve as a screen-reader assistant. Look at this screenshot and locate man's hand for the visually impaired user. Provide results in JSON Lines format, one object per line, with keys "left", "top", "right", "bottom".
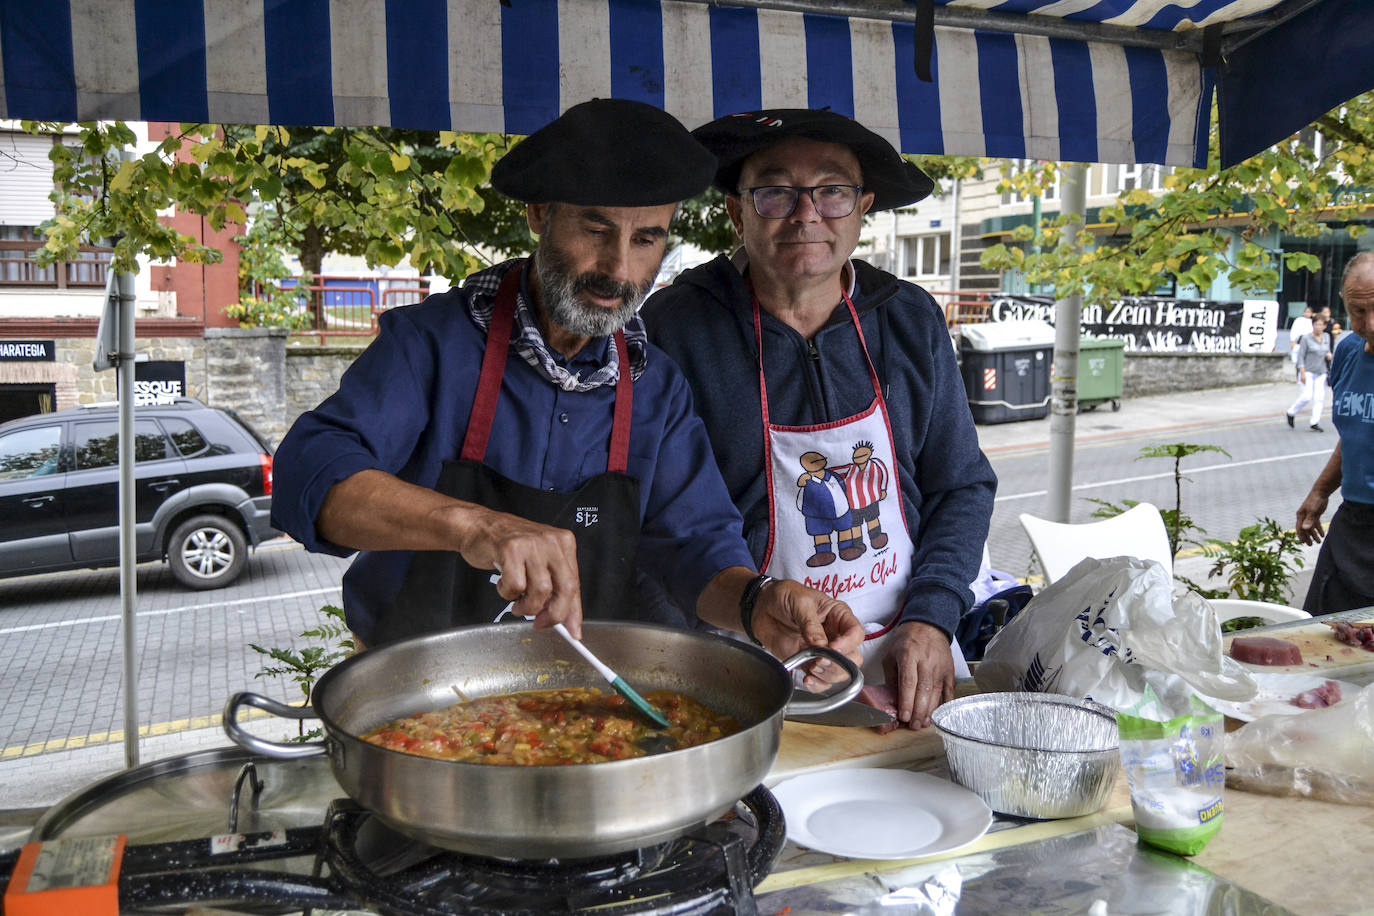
{"left": 468, "top": 510, "right": 583, "bottom": 637}
{"left": 1296, "top": 443, "right": 1342, "bottom": 548}
{"left": 882, "top": 621, "right": 955, "bottom": 730}
{"left": 317, "top": 468, "right": 584, "bottom": 635}
{"left": 1296, "top": 490, "right": 1329, "bottom": 546}
{"left": 751, "top": 579, "right": 865, "bottom": 691}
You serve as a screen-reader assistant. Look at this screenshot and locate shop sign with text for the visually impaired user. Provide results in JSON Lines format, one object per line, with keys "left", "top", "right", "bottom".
{"left": 0, "top": 340, "right": 55, "bottom": 361}
{"left": 989, "top": 295, "right": 1277, "bottom": 353}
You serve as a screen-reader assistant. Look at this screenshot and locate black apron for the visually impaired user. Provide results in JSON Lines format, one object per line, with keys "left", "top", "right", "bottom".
{"left": 1303, "top": 500, "right": 1374, "bottom": 615}
{"left": 373, "top": 268, "right": 641, "bottom": 646}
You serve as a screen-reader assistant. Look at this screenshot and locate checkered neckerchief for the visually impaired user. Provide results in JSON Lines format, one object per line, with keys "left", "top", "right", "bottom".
{"left": 463, "top": 259, "right": 647, "bottom": 392}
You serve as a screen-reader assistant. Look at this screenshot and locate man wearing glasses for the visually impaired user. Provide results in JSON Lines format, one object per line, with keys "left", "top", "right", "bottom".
{"left": 643, "top": 109, "right": 996, "bottom": 730}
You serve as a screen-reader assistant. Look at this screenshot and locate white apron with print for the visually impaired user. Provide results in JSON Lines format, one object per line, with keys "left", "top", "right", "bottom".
{"left": 754, "top": 296, "right": 969, "bottom": 684}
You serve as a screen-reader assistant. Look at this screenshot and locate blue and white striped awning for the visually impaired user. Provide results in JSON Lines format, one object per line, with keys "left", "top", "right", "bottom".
{"left": 1, "top": 0, "right": 1370, "bottom": 168}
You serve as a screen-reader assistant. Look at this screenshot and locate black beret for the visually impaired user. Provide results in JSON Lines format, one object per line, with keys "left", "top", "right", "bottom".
{"left": 491, "top": 98, "right": 717, "bottom": 207}
{"left": 692, "top": 109, "right": 934, "bottom": 212}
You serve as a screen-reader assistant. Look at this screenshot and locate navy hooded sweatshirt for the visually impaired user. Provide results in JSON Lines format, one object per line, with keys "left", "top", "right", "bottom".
{"left": 642, "top": 254, "right": 997, "bottom": 640}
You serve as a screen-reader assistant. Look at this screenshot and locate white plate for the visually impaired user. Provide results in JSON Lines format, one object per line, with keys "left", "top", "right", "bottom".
{"left": 1201, "top": 673, "right": 1356, "bottom": 722}
{"left": 770, "top": 768, "right": 993, "bottom": 860}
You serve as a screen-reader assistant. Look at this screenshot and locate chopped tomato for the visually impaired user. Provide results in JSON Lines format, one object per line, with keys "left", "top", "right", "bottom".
{"left": 360, "top": 687, "right": 738, "bottom": 766}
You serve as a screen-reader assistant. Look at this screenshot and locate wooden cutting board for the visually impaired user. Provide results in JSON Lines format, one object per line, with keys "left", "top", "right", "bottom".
{"left": 764, "top": 680, "right": 981, "bottom": 786}
{"left": 1222, "top": 610, "right": 1374, "bottom": 683}
{"left": 765, "top": 720, "right": 947, "bottom": 786}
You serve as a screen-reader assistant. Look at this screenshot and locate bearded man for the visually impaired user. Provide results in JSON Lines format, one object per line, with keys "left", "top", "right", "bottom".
{"left": 271, "top": 99, "right": 862, "bottom": 679}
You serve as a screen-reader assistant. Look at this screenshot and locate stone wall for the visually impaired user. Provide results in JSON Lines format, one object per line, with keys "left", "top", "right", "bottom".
{"left": 0, "top": 336, "right": 207, "bottom": 410}
{"left": 283, "top": 344, "right": 366, "bottom": 421}
{"left": 203, "top": 328, "right": 288, "bottom": 447}
{"left": 1122, "top": 352, "right": 1290, "bottom": 398}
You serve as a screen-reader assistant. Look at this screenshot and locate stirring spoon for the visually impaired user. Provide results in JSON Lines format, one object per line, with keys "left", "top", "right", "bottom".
{"left": 489, "top": 571, "right": 671, "bottom": 729}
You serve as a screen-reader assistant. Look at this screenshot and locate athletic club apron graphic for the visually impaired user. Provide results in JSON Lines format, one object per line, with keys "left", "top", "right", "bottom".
{"left": 754, "top": 295, "right": 969, "bottom": 683}
{"left": 375, "top": 268, "right": 641, "bottom": 646}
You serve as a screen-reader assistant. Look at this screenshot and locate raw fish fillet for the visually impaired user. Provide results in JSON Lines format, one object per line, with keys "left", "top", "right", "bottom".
{"left": 1230, "top": 635, "right": 1303, "bottom": 666}
{"left": 1292, "top": 680, "right": 1342, "bottom": 709}
{"left": 857, "top": 685, "right": 901, "bottom": 734}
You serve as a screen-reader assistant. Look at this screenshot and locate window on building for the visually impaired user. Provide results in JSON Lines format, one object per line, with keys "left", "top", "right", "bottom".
{"left": 999, "top": 160, "right": 1059, "bottom": 205}
{"left": 1107, "top": 163, "right": 1168, "bottom": 195}
{"left": 2, "top": 131, "right": 114, "bottom": 288}
{"left": 0, "top": 225, "right": 112, "bottom": 288}
{"left": 900, "top": 234, "right": 951, "bottom": 279}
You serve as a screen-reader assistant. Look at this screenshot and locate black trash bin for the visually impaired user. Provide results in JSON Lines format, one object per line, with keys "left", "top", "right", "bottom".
{"left": 958, "top": 321, "right": 1056, "bottom": 424}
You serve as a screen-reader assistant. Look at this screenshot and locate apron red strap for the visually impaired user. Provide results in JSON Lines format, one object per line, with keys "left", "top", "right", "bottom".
{"left": 461, "top": 266, "right": 633, "bottom": 474}
{"left": 840, "top": 290, "right": 886, "bottom": 398}
{"left": 460, "top": 268, "right": 520, "bottom": 462}
{"left": 608, "top": 330, "right": 633, "bottom": 474}
{"left": 751, "top": 300, "right": 773, "bottom": 430}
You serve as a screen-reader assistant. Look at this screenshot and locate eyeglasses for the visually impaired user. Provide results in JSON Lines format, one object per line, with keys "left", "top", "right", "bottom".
{"left": 744, "top": 185, "right": 864, "bottom": 219}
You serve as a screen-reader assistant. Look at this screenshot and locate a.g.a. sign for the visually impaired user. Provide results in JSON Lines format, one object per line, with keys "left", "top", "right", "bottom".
{"left": 989, "top": 294, "right": 1277, "bottom": 353}
{"left": 133, "top": 361, "right": 186, "bottom": 405}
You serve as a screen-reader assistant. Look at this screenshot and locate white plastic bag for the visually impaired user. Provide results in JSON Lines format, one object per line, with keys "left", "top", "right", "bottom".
{"left": 975, "top": 556, "right": 1257, "bottom": 710}
{"left": 1225, "top": 681, "right": 1374, "bottom": 806}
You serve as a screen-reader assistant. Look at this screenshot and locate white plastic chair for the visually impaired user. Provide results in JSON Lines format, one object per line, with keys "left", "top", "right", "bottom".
{"left": 1207, "top": 598, "right": 1311, "bottom": 625}
{"left": 1018, "top": 502, "right": 1173, "bottom": 585}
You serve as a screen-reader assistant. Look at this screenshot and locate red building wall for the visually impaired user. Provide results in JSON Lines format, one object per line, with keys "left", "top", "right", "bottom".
{"left": 146, "top": 122, "right": 243, "bottom": 329}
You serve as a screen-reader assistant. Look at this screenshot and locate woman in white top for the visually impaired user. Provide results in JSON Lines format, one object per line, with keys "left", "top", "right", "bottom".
{"left": 1286, "top": 315, "right": 1331, "bottom": 431}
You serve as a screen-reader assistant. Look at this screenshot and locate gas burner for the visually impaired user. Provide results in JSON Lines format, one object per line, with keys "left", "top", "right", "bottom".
{"left": 325, "top": 787, "right": 785, "bottom": 915}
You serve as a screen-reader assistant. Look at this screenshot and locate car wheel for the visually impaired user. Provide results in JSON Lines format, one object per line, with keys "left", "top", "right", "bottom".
{"left": 168, "top": 514, "right": 247, "bottom": 589}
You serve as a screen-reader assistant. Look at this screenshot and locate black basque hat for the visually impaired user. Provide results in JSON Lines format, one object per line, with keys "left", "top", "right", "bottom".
{"left": 692, "top": 108, "right": 934, "bottom": 212}
{"left": 491, "top": 98, "right": 717, "bottom": 207}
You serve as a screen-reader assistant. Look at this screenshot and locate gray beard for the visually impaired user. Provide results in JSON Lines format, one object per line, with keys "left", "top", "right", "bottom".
{"left": 534, "top": 245, "right": 653, "bottom": 340}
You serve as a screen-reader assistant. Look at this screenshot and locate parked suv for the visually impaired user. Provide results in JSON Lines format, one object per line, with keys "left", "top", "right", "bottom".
{"left": 0, "top": 398, "right": 278, "bottom": 589}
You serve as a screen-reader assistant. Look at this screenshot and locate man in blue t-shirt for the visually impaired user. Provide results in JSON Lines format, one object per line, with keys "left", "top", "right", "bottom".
{"left": 1297, "top": 252, "right": 1374, "bottom": 613}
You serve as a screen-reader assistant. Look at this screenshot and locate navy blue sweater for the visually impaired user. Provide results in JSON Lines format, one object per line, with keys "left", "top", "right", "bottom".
{"left": 642, "top": 255, "right": 996, "bottom": 639}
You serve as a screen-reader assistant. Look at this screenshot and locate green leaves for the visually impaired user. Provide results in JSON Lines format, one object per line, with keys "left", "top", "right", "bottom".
{"left": 1204, "top": 519, "right": 1306, "bottom": 603}
{"left": 977, "top": 92, "right": 1374, "bottom": 303}
{"left": 249, "top": 605, "right": 353, "bottom": 739}
{"left": 20, "top": 120, "right": 511, "bottom": 285}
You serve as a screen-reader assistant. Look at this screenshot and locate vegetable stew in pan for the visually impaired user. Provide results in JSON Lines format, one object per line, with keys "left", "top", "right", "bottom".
{"left": 362, "top": 687, "right": 739, "bottom": 764}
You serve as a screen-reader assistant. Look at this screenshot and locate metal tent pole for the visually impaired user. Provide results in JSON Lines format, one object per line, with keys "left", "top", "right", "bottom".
{"left": 1046, "top": 162, "right": 1087, "bottom": 523}
{"left": 116, "top": 269, "right": 140, "bottom": 768}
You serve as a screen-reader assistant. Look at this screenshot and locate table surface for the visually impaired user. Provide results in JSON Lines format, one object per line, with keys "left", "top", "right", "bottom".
{"left": 761, "top": 753, "right": 1374, "bottom": 915}
{"left": 764, "top": 610, "right": 1374, "bottom": 916}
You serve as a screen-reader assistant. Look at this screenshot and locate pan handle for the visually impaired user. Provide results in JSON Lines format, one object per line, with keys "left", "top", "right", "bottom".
{"left": 778, "top": 647, "right": 864, "bottom": 716}
{"left": 222, "top": 691, "right": 327, "bottom": 759}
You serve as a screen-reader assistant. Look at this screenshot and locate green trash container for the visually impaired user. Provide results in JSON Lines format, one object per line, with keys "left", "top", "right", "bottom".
{"left": 1077, "top": 336, "right": 1125, "bottom": 411}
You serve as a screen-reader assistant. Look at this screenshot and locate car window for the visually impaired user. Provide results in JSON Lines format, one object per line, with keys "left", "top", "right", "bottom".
{"left": 73, "top": 420, "right": 172, "bottom": 469}
{"left": 160, "top": 417, "right": 209, "bottom": 457}
{"left": 0, "top": 425, "right": 63, "bottom": 481}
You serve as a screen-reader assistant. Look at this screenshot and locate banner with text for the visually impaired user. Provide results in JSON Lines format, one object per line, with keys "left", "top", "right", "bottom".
{"left": 989, "top": 295, "right": 1278, "bottom": 353}
{"left": 133, "top": 361, "right": 186, "bottom": 406}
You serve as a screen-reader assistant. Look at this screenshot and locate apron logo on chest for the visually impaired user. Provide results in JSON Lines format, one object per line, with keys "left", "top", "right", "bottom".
{"left": 575, "top": 506, "right": 600, "bottom": 528}
{"left": 805, "top": 552, "right": 899, "bottom": 600}
{"left": 794, "top": 441, "right": 890, "bottom": 568}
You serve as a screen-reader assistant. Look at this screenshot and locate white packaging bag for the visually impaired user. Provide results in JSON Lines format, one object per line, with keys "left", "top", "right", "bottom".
{"left": 974, "top": 556, "right": 1257, "bottom": 711}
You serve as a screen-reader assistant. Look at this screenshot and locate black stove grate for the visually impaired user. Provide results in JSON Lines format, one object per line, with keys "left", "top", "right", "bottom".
{"left": 5, "top": 786, "right": 784, "bottom": 916}
{"left": 323, "top": 785, "right": 784, "bottom": 915}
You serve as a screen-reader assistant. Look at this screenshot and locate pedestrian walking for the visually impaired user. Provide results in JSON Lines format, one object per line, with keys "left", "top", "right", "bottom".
{"left": 1286, "top": 314, "right": 1331, "bottom": 431}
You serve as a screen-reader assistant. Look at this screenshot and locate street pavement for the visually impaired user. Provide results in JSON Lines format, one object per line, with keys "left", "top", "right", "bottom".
{"left": 0, "top": 378, "right": 1333, "bottom": 812}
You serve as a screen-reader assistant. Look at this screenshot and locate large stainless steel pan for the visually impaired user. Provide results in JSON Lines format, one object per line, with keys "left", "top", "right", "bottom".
{"left": 224, "top": 621, "right": 860, "bottom": 858}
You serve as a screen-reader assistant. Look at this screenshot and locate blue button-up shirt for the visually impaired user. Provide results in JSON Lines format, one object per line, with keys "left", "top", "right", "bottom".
{"left": 272, "top": 275, "right": 754, "bottom": 641}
